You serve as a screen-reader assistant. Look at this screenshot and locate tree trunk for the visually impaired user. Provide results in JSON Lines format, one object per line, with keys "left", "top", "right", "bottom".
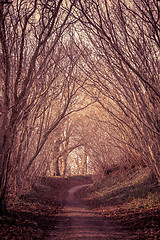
{"left": 0, "top": 127, "right": 12, "bottom": 215}
{"left": 82, "top": 148, "right": 87, "bottom": 175}
{"left": 61, "top": 154, "right": 68, "bottom": 176}
{"left": 0, "top": 189, "right": 7, "bottom": 216}
{"left": 53, "top": 158, "right": 61, "bottom": 176}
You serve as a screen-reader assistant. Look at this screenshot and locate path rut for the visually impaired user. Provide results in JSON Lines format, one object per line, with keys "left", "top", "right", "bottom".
{"left": 45, "top": 184, "right": 135, "bottom": 240}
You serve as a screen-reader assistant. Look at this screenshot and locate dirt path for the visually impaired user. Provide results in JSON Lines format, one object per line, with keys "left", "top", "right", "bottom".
{"left": 44, "top": 184, "right": 136, "bottom": 240}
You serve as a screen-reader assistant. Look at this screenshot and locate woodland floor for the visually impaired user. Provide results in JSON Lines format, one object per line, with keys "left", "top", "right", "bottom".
{"left": 0, "top": 176, "right": 93, "bottom": 239}
{"left": 0, "top": 169, "right": 160, "bottom": 239}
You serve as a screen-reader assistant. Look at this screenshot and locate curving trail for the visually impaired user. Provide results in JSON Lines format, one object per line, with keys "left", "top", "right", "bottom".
{"left": 45, "top": 184, "right": 135, "bottom": 240}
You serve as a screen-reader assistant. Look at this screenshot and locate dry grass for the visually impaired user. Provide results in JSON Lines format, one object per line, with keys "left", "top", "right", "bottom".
{"left": 80, "top": 166, "right": 160, "bottom": 239}
{"left": 82, "top": 166, "right": 160, "bottom": 209}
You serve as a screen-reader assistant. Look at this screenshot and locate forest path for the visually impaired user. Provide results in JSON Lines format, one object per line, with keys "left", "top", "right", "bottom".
{"left": 45, "top": 184, "right": 135, "bottom": 240}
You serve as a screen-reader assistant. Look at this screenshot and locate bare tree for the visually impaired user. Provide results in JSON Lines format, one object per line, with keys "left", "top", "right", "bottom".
{"left": 74, "top": 0, "right": 160, "bottom": 183}
{"left": 0, "top": 0, "right": 80, "bottom": 214}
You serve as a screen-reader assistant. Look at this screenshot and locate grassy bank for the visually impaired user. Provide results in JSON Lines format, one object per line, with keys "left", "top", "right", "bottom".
{"left": 81, "top": 166, "right": 160, "bottom": 239}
